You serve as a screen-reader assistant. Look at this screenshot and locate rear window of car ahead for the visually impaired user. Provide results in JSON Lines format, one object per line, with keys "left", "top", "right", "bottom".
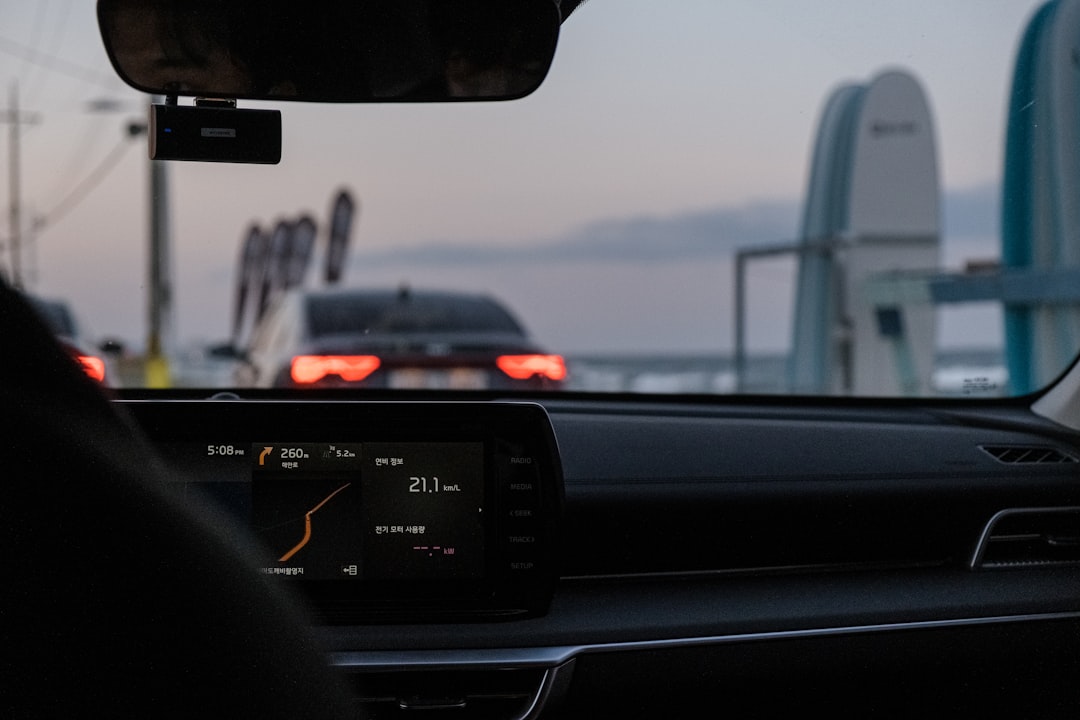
{"left": 29, "top": 298, "right": 78, "bottom": 338}
{"left": 305, "top": 293, "right": 526, "bottom": 337}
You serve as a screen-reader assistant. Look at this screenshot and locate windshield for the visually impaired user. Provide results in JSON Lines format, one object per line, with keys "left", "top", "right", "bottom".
{"left": 3, "top": 0, "right": 1068, "bottom": 397}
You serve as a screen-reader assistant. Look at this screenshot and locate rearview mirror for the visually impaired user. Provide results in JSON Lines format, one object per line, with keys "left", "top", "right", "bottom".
{"left": 96, "top": 0, "right": 561, "bottom": 102}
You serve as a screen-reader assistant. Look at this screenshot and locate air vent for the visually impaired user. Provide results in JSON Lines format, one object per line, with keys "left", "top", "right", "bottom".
{"left": 979, "top": 445, "right": 1077, "bottom": 464}
{"left": 971, "top": 507, "right": 1080, "bottom": 569}
{"left": 345, "top": 664, "right": 571, "bottom": 720}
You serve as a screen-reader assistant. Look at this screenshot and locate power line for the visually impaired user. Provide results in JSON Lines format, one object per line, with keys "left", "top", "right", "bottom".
{"left": 0, "top": 34, "right": 118, "bottom": 90}
{"left": 24, "top": 0, "right": 78, "bottom": 106}
{"left": 34, "top": 134, "right": 137, "bottom": 233}
{"left": 18, "top": 2, "right": 50, "bottom": 85}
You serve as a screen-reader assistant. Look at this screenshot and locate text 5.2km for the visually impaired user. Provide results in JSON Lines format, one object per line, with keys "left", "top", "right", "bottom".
{"left": 409, "top": 477, "right": 463, "bottom": 494}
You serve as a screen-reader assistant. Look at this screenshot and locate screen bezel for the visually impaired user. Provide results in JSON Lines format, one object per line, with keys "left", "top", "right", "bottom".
{"left": 125, "top": 400, "right": 562, "bottom": 623}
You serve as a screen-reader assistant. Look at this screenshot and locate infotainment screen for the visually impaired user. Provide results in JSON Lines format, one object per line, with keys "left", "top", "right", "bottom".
{"left": 131, "top": 401, "right": 562, "bottom": 623}
{"left": 253, "top": 442, "right": 486, "bottom": 581}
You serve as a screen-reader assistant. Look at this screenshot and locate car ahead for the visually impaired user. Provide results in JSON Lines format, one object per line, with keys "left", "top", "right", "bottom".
{"left": 25, "top": 294, "right": 110, "bottom": 384}
{"left": 236, "top": 287, "right": 567, "bottom": 390}
{"left": 8, "top": 1, "right": 1080, "bottom": 719}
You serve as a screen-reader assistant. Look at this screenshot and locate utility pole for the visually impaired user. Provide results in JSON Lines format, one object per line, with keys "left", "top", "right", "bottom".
{"left": 145, "top": 95, "right": 172, "bottom": 388}
{"left": 2, "top": 82, "right": 41, "bottom": 288}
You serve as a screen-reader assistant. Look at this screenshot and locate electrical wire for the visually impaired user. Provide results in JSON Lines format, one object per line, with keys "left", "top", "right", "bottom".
{"left": 34, "top": 135, "right": 137, "bottom": 234}
{"left": 18, "top": 2, "right": 50, "bottom": 87}
{"left": 24, "top": 0, "right": 77, "bottom": 107}
{"left": 0, "top": 34, "right": 118, "bottom": 91}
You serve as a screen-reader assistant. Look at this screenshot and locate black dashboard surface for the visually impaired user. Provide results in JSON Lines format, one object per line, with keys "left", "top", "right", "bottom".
{"left": 122, "top": 396, "right": 1080, "bottom": 716}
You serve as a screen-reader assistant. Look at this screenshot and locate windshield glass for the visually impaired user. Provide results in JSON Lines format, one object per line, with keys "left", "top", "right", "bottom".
{"left": 3, "top": 0, "right": 1069, "bottom": 397}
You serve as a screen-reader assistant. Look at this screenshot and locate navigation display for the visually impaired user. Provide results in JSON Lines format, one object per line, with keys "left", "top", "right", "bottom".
{"left": 135, "top": 400, "right": 561, "bottom": 621}
{"left": 251, "top": 442, "right": 485, "bottom": 581}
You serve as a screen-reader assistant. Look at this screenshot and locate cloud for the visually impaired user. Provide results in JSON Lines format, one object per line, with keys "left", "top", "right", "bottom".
{"left": 350, "top": 185, "right": 999, "bottom": 270}
{"left": 352, "top": 199, "right": 801, "bottom": 267}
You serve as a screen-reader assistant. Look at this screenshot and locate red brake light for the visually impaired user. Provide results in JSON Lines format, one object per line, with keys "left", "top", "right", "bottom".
{"left": 496, "top": 354, "right": 567, "bottom": 382}
{"left": 290, "top": 355, "right": 381, "bottom": 384}
{"left": 77, "top": 355, "right": 107, "bottom": 383}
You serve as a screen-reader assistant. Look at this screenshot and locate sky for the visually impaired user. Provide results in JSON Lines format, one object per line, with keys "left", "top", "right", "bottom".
{"left": 0, "top": 0, "right": 1048, "bottom": 357}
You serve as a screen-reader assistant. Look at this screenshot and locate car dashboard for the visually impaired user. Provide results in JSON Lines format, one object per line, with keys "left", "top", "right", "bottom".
{"left": 120, "top": 394, "right": 1080, "bottom": 718}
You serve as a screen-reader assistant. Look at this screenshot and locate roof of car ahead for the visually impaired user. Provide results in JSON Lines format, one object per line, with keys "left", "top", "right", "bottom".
{"left": 302, "top": 287, "right": 529, "bottom": 338}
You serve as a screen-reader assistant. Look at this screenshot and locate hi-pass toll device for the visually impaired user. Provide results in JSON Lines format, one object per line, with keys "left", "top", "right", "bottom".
{"left": 149, "top": 101, "right": 282, "bottom": 164}
{"left": 129, "top": 401, "right": 563, "bottom": 623}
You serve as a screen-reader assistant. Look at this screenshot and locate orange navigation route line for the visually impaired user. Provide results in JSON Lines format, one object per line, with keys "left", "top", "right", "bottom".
{"left": 279, "top": 483, "right": 352, "bottom": 563}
